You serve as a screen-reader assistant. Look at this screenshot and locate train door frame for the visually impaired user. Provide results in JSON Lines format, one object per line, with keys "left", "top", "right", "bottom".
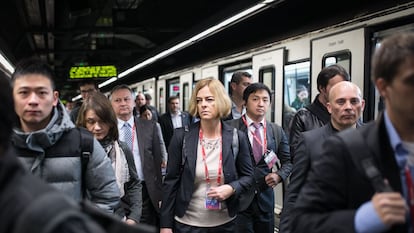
{"left": 310, "top": 28, "right": 366, "bottom": 114}
{"left": 218, "top": 59, "right": 252, "bottom": 97}
{"left": 201, "top": 65, "right": 219, "bottom": 80}
{"left": 252, "top": 48, "right": 285, "bottom": 126}
{"left": 179, "top": 72, "right": 193, "bottom": 112}
{"left": 156, "top": 79, "right": 166, "bottom": 114}
{"left": 252, "top": 48, "right": 285, "bottom": 222}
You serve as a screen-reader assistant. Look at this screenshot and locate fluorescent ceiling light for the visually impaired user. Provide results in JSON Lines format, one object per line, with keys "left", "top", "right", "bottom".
{"left": 72, "top": 95, "right": 82, "bottom": 102}
{"left": 98, "top": 77, "right": 117, "bottom": 88}
{"left": 100, "top": 0, "right": 277, "bottom": 88}
{"left": 0, "top": 52, "right": 14, "bottom": 74}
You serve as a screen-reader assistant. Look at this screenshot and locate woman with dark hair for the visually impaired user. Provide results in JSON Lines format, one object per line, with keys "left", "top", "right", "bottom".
{"left": 139, "top": 104, "right": 168, "bottom": 173}
{"left": 76, "top": 92, "right": 142, "bottom": 225}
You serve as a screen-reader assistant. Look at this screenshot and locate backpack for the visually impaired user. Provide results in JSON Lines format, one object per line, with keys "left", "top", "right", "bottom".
{"left": 341, "top": 128, "right": 393, "bottom": 192}
{"left": 13, "top": 128, "right": 157, "bottom": 233}
{"left": 79, "top": 127, "right": 94, "bottom": 197}
{"left": 14, "top": 191, "right": 156, "bottom": 233}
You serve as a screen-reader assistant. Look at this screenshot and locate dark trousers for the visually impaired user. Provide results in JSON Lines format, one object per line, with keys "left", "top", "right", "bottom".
{"left": 174, "top": 219, "right": 236, "bottom": 233}
{"left": 236, "top": 197, "right": 274, "bottom": 233}
{"left": 140, "top": 182, "right": 160, "bottom": 229}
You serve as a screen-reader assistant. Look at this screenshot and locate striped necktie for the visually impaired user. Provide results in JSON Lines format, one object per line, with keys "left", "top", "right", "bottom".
{"left": 122, "top": 122, "right": 133, "bottom": 150}
{"left": 252, "top": 122, "right": 263, "bottom": 164}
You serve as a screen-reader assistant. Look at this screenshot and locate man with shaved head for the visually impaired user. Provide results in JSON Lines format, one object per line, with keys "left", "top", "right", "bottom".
{"left": 280, "top": 81, "right": 364, "bottom": 233}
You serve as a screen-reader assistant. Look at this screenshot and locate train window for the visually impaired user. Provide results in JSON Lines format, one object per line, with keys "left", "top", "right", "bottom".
{"left": 220, "top": 60, "right": 252, "bottom": 96}
{"left": 158, "top": 88, "right": 164, "bottom": 113}
{"left": 183, "top": 82, "right": 189, "bottom": 111}
{"left": 283, "top": 61, "right": 310, "bottom": 135}
{"left": 259, "top": 67, "right": 275, "bottom": 122}
{"left": 322, "top": 50, "right": 351, "bottom": 77}
{"left": 167, "top": 78, "right": 180, "bottom": 98}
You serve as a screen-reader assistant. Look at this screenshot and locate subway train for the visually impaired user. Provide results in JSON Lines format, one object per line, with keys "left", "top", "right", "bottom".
{"left": 122, "top": 3, "right": 414, "bottom": 231}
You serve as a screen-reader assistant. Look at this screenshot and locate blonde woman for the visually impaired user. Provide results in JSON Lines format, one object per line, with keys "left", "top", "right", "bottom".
{"left": 160, "top": 78, "right": 254, "bottom": 233}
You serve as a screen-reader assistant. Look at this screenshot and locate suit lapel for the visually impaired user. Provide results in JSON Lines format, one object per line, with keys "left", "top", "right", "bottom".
{"left": 134, "top": 117, "right": 145, "bottom": 165}
{"left": 185, "top": 124, "right": 199, "bottom": 179}
{"left": 266, "top": 121, "right": 275, "bottom": 152}
{"left": 371, "top": 116, "right": 403, "bottom": 193}
{"left": 221, "top": 123, "right": 234, "bottom": 166}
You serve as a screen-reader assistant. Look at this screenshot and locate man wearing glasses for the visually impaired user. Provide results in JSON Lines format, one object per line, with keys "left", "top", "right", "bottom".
{"left": 70, "top": 80, "right": 99, "bottom": 123}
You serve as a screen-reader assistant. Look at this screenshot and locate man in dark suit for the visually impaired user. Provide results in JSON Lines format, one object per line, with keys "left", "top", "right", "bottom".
{"left": 158, "top": 96, "right": 192, "bottom": 149}
{"left": 290, "top": 32, "right": 413, "bottom": 233}
{"left": 227, "top": 83, "right": 292, "bottom": 233}
{"left": 110, "top": 85, "right": 163, "bottom": 229}
{"left": 70, "top": 80, "right": 99, "bottom": 123}
{"left": 279, "top": 81, "right": 365, "bottom": 233}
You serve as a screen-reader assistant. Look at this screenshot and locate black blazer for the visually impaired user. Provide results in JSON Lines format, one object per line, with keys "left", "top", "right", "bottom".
{"left": 158, "top": 111, "right": 193, "bottom": 149}
{"left": 291, "top": 115, "right": 407, "bottom": 233}
{"left": 133, "top": 116, "right": 163, "bottom": 212}
{"left": 227, "top": 118, "right": 292, "bottom": 212}
{"left": 280, "top": 123, "right": 337, "bottom": 233}
{"left": 159, "top": 121, "right": 254, "bottom": 228}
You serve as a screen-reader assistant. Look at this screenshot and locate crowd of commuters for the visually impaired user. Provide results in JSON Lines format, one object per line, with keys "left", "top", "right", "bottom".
{"left": 1, "top": 32, "right": 413, "bottom": 233}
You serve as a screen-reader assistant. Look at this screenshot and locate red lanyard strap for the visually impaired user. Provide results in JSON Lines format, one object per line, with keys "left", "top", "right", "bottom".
{"left": 199, "top": 126, "right": 222, "bottom": 186}
{"left": 241, "top": 116, "right": 267, "bottom": 151}
{"left": 131, "top": 123, "right": 136, "bottom": 148}
{"left": 404, "top": 166, "right": 414, "bottom": 225}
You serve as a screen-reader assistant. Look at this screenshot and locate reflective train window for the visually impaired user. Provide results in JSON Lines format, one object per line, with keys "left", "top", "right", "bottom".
{"left": 158, "top": 87, "right": 164, "bottom": 114}
{"left": 283, "top": 61, "right": 310, "bottom": 134}
{"left": 183, "top": 82, "right": 189, "bottom": 111}
{"left": 220, "top": 61, "right": 252, "bottom": 95}
{"left": 259, "top": 67, "right": 275, "bottom": 122}
{"left": 369, "top": 24, "right": 414, "bottom": 119}
{"left": 322, "top": 51, "right": 351, "bottom": 76}
{"left": 167, "top": 78, "right": 180, "bottom": 98}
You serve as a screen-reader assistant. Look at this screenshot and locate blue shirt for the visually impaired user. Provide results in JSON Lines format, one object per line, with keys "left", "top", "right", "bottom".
{"left": 355, "top": 111, "right": 409, "bottom": 233}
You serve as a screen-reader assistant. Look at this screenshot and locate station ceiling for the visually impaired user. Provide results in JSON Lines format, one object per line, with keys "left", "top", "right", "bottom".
{"left": 0, "top": 0, "right": 413, "bottom": 101}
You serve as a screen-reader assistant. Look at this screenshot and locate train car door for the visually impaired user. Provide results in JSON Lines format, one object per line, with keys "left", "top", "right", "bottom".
{"left": 201, "top": 65, "right": 219, "bottom": 80}
{"left": 311, "top": 28, "right": 365, "bottom": 104}
{"left": 180, "top": 72, "right": 193, "bottom": 112}
{"left": 252, "top": 48, "right": 285, "bottom": 125}
{"left": 157, "top": 79, "right": 166, "bottom": 114}
{"left": 252, "top": 48, "right": 285, "bottom": 228}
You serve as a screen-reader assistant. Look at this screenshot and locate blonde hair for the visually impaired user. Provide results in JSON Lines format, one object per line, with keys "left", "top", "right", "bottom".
{"left": 188, "top": 77, "right": 231, "bottom": 118}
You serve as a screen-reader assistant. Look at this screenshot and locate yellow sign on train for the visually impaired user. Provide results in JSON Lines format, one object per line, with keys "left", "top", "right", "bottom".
{"left": 70, "top": 65, "right": 117, "bottom": 79}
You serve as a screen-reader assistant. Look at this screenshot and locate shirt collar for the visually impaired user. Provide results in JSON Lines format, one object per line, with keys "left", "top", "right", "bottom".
{"left": 384, "top": 110, "right": 408, "bottom": 169}
{"left": 118, "top": 116, "right": 134, "bottom": 128}
{"left": 384, "top": 110, "right": 405, "bottom": 153}
{"left": 170, "top": 111, "right": 182, "bottom": 117}
{"left": 244, "top": 114, "right": 265, "bottom": 127}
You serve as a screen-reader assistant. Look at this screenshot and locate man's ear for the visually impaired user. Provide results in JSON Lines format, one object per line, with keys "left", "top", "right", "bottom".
{"left": 375, "top": 78, "right": 388, "bottom": 99}
{"left": 53, "top": 91, "right": 59, "bottom": 106}
{"left": 326, "top": 102, "right": 332, "bottom": 114}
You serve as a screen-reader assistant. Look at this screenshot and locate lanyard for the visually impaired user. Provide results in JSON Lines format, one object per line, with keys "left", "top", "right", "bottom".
{"left": 404, "top": 166, "right": 414, "bottom": 225}
{"left": 199, "top": 126, "right": 222, "bottom": 186}
{"left": 242, "top": 115, "right": 267, "bottom": 153}
{"left": 125, "top": 122, "right": 136, "bottom": 150}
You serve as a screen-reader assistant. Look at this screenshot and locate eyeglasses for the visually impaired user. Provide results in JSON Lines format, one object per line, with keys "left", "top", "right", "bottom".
{"left": 80, "top": 89, "right": 96, "bottom": 94}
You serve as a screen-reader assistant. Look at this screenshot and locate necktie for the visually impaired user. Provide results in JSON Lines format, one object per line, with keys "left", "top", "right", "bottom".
{"left": 122, "top": 122, "right": 133, "bottom": 150}
{"left": 252, "top": 123, "right": 263, "bottom": 164}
